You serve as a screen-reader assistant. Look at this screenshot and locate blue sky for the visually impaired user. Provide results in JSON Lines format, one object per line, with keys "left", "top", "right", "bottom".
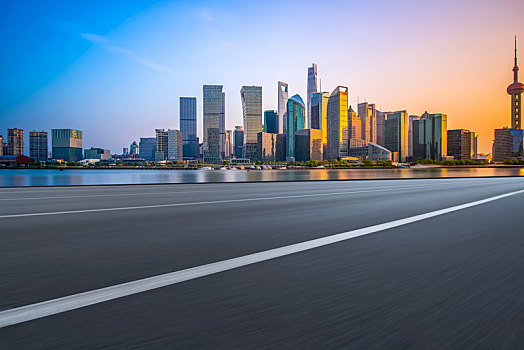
{"left": 1, "top": 0, "right": 523, "bottom": 153}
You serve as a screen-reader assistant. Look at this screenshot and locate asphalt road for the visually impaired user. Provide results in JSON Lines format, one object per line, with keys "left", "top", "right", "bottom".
{"left": 1, "top": 177, "right": 524, "bottom": 349}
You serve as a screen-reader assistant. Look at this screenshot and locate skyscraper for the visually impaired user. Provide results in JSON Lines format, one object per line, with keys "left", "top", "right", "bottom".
{"left": 0, "top": 135, "right": 3, "bottom": 156}
{"left": 139, "top": 137, "right": 156, "bottom": 161}
{"left": 51, "top": 129, "right": 82, "bottom": 162}
{"left": 447, "top": 129, "right": 476, "bottom": 160}
{"left": 311, "top": 92, "right": 330, "bottom": 155}
{"left": 155, "top": 129, "right": 168, "bottom": 161}
{"left": 358, "top": 102, "right": 376, "bottom": 143}
{"left": 492, "top": 128, "right": 523, "bottom": 160}
{"left": 225, "top": 130, "right": 232, "bottom": 159}
{"left": 180, "top": 97, "right": 197, "bottom": 160}
{"left": 348, "top": 106, "right": 361, "bottom": 140}
{"left": 295, "top": 129, "right": 323, "bottom": 162}
{"left": 7, "top": 128, "right": 24, "bottom": 156}
{"left": 264, "top": 110, "right": 278, "bottom": 134}
{"left": 241, "top": 86, "right": 263, "bottom": 161}
{"left": 286, "top": 94, "right": 306, "bottom": 160}
{"left": 203, "top": 85, "right": 224, "bottom": 163}
{"left": 326, "top": 86, "right": 349, "bottom": 160}
{"left": 508, "top": 36, "right": 523, "bottom": 129}
{"left": 412, "top": 112, "right": 447, "bottom": 161}
{"left": 407, "top": 115, "right": 420, "bottom": 159}
{"left": 130, "top": 141, "right": 139, "bottom": 158}
{"left": 167, "top": 129, "right": 183, "bottom": 161}
{"left": 307, "top": 63, "right": 318, "bottom": 129}
{"left": 384, "top": 110, "right": 409, "bottom": 162}
{"left": 277, "top": 81, "right": 289, "bottom": 134}
{"left": 233, "top": 126, "right": 244, "bottom": 159}
{"left": 220, "top": 92, "right": 226, "bottom": 159}
{"left": 29, "top": 131, "right": 48, "bottom": 161}
{"left": 376, "top": 110, "right": 389, "bottom": 147}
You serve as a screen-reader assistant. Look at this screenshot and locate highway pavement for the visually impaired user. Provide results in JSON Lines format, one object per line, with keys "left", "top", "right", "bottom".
{"left": 1, "top": 177, "right": 524, "bottom": 349}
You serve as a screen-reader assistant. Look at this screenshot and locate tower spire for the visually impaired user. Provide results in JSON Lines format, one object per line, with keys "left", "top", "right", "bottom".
{"left": 514, "top": 35, "right": 519, "bottom": 83}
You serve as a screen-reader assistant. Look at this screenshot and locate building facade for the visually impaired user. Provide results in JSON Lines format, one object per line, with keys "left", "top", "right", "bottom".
{"left": 225, "top": 130, "right": 232, "bottom": 159}
{"left": 384, "top": 110, "right": 409, "bottom": 162}
{"left": 286, "top": 94, "right": 306, "bottom": 160}
{"left": 84, "top": 147, "right": 111, "bottom": 160}
{"left": 348, "top": 138, "right": 392, "bottom": 161}
{"left": 278, "top": 81, "right": 289, "bottom": 134}
{"left": 203, "top": 85, "right": 224, "bottom": 163}
{"left": 412, "top": 112, "right": 447, "bottom": 161}
{"left": 29, "top": 130, "right": 48, "bottom": 161}
{"left": 7, "top": 128, "right": 24, "bottom": 156}
{"left": 295, "top": 129, "right": 323, "bottom": 162}
{"left": 52, "top": 129, "right": 83, "bottom": 162}
{"left": 139, "top": 137, "right": 156, "bottom": 161}
{"left": 167, "top": 129, "right": 183, "bottom": 161}
{"left": 155, "top": 129, "right": 168, "bottom": 161}
{"left": 241, "top": 86, "right": 263, "bottom": 161}
{"left": 348, "top": 106, "right": 361, "bottom": 140}
{"left": 358, "top": 102, "right": 376, "bottom": 143}
{"left": 307, "top": 63, "right": 318, "bottom": 129}
{"left": 233, "top": 126, "right": 244, "bottom": 159}
{"left": 264, "top": 110, "right": 278, "bottom": 134}
{"left": 311, "top": 92, "right": 330, "bottom": 155}
{"left": 376, "top": 110, "right": 389, "bottom": 147}
{"left": 130, "top": 141, "right": 139, "bottom": 158}
{"left": 447, "top": 129, "right": 477, "bottom": 160}
{"left": 257, "top": 132, "right": 277, "bottom": 162}
{"left": 180, "top": 97, "right": 198, "bottom": 160}
{"left": 326, "top": 86, "right": 349, "bottom": 160}
{"left": 492, "top": 128, "right": 524, "bottom": 160}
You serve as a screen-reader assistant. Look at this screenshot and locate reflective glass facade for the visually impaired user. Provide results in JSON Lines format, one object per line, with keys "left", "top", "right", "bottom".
{"left": 29, "top": 131, "right": 48, "bottom": 161}
{"left": 307, "top": 63, "right": 317, "bottom": 129}
{"left": 278, "top": 82, "right": 288, "bottom": 134}
{"left": 203, "top": 85, "right": 223, "bottom": 163}
{"left": 286, "top": 94, "right": 305, "bottom": 159}
{"left": 412, "top": 113, "right": 447, "bottom": 161}
{"left": 51, "top": 129, "right": 83, "bottom": 162}
{"left": 264, "top": 110, "right": 278, "bottom": 134}
{"left": 326, "top": 86, "right": 348, "bottom": 160}
{"left": 180, "top": 97, "right": 197, "bottom": 160}
{"left": 384, "top": 110, "right": 408, "bottom": 162}
{"left": 241, "top": 86, "right": 263, "bottom": 161}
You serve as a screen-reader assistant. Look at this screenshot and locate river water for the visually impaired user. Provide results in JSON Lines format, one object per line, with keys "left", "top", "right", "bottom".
{"left": 0, "top": 168, "right": 523, "bottom": 187}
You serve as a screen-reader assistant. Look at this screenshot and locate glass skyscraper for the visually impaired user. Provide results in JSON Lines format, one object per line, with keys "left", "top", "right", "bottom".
{"left": 278, "top": 81, "right": 288, "bottom": 134}
{"left": 203, "top": 85, "right": 224, "bottom": 163}
{"left": 311, "top": 92, "right": 329, "bottom": 156}
{"left": 29, "top": 131, "right": 48, "bottom": 161}
{"left": 358, "top": 102, "right": 376, "bottom": 143}
{"left": 307, "top": 63, "right": 318, "bottom": 129}
{"left": 241, "top": 86, "right": 263, "bottom": 161}
{"left": 384, "top": 110, "right": 409, "bottom": 162}
{"left": 286, "top": 94, "right": 305, "bottom": 160}
{"left": 233, "top": 126, "right": 244, "bottom": 159}
{"left": 326, "top": 86, "right": 349, "bottom": 160}
{"left": 264, "top": 110, "right": 278, "bottom": 134}
{"left": 51, "top": 129, "right": 83, "bottom": 162}
{"left": 180, "top": 97, "right": 197, "bottom": 160}
{"left": 413, "top": 112, "right": 448, "bottom": 161}
{"left": 139, "top": 137, "right": 156, "bottom": 161}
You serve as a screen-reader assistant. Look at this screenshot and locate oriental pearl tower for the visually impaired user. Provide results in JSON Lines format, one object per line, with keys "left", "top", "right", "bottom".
{"left": 508, "top": 36, "right": 524, "bottom": 129}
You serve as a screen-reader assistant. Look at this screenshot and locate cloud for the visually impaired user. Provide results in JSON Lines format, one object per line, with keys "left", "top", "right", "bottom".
{"left": 199, "top": 9, "right": 214, "bottom": 21}
{"left": 81, "top": 33, "right": 175, "bottom": 75}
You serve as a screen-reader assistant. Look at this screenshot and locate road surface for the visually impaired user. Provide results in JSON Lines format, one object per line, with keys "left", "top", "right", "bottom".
{"left": 1, "top": 177, "right": 524, "bottom": 348}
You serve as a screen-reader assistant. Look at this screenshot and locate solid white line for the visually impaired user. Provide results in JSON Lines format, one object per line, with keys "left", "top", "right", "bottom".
{"left": 0, "top": 185, "right": 435, "bottom": 218}
{"left": 0, "top": 188, "right": 522, "bottom": 328}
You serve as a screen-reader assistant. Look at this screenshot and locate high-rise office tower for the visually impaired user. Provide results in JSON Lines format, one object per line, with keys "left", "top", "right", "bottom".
{"left": 220, "top": 92, "right": 226, "bottom": 159}
{"left": 358, "top": 102, "right": 376, "bottom": 143}
{"left": 155, "top": 129, "right": 168, "bottom": 161}
{"left": 278, "top": 81, "right": 289, "bottom": 134}
{"left": 286, "top": 94, "right": 306, "bottom": 160}
{"left": 167, "top": 129, "right": 183, "bottom": 161}
{"left": 384, "top": 110, "right": 409, "bottom": 162}
{"left": 130, "top": 141, "right": 139, "bottom": 157}
{"left": 508, "top": 36, "right": 523, "bottom": 129}
{"left": 257, "top": 132, "right": 277, "bottom": 162}
{"left": 326, "top": 86, "right": 349, "bottom": 160}
{"left": 407, "top": 115, "right": 420, "bottom": 159}
{"left": 52, "top": 129, "right": 82, "bottom": 162}
{"left": 241, "top": 86, "right": 263, "bottom": 161}
{"left": 225, "top": 130, "right": 232, "bottom": 159}
{"left": 0, "top": 135, "right": 3, "bottom": 156}
{"left": 203, "top": 85, "right": 224, "bottom": 163}
{"left": 412, "top": 112, "right": 447, "bottom": 161}
{"left": 233, "top": 126, "right": 244, "bottom": 159}
{"left": 376, "top": 110, "right": 389, "bottom": 147}
{"left": 311, "top": 92, "right": 330, "bottom": 156}
{"left": 264, "top": 110, "right": 278, "bottom": 134}
{"left": 447, "top": 129, "right": 477, "bottom": 160}
{"left": 295, "top": 129, "right": 323, "bottom": 162}
{"left": 180, "top": 97, "right": 197, "bottom": 160}
{"left": 307, "top": 63, "right": 318, "bottom": 129}
{"left": 139, "top": 137, "right": 156, "bottom": 161}
{"left": 7, "top": 128, "right": 24, "bottom": 156}
{"left": 29, "top": 131, "right": 48, "bottom": 161}
{"left": 348, "top": 106, "right": 361, "bottom": 140}
{"left": 492, "top": 128, "right": 523, "bottom": 160}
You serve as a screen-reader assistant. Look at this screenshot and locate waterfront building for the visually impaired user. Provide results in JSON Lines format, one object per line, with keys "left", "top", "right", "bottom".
{"left": 348, "top": 106, "right": 361, "bottom": 140}
{"left": 358, "top": 102, "right": 376, "bottom": 143}
{"left": 447, "top": 129, "right": 477, "bottom": 160}
{"left": 349, "top": 138, "right": 392, "bottom": 161}
{"left": 286, "top": 94, "right": 306, "bottom": 160}
{"left": 241, "top": 86, "right": 263, "bottom": 161}
{"left": 52, "top": 129, "right": 83, "bottom": 162}
{"left": 203, "top": 85, "right": 224, "bottom": 163}
{"left": 130, "top": 141, "right": 139, "bottom": 157}
{"left": 167, "top": 129, "right": 183, "bottom": 161}
{"left": 508, "top": 36, "right": 523, "bottom": 129}
{"left": 155, "top": 129, "right": 168, "bottom": 161}
{"left": 225, "top": 130, "right": 232, "bottom": 159}
{"left": 264, "top": 110, "right": 278, "bottom": 134}
{"left": 233, "top": 126, "right": 244, "bottom": 159}
{"left": 384, "top": 110, "right": 409, "bottom": 162}
{"left": 0, "top": 135, "right": 3, "bottom": 155}
{"left": 84, "top": 147, "right": 111, "bottom": 160}
{"left": 180, "top": 97, "right": 198, "bottom": 160}
{"left": 376, "top": 110, "right": 389, "bottom": 147}
{"left": 220, "top": 92, "right": 226, "bottom": 160}
{"left": 492, "top": 128, "right": 523, "bottom": 160}
{"left": 278, "top": 81, "right": 289, "bottom": 134}
{"left": 139, "top": 137, "right": 156, "bottom": 161}
{"left": 307, "top": 63, "right": 318, "bottom": 129}
{"left": 276, "top": 134, "right": 287, "bottom": 161}
{"left": 29, "top": 130, "right": 48, "bottom": 161}
{"left": 412, "top": 112, "right": 447, "bottom": 161}
{"left": 123, "top": 148, "right": 129, "bottom": 156}
{"left": 7, "top": 128, "right": 24, "bottom": 156}
{"left": 326, "top": 86, "right": 349, "bottom": 160}
{"left": 257, "top": 132, "right": 277, "bottom": 162}
{"left": 407, "top": 115, "right": 420, "bottom": 159}
{"left": 311, "top": 92, "right": 330, "bottom": 154}
{"left": 295, "top": 129, "right": 323, "bottom": 162}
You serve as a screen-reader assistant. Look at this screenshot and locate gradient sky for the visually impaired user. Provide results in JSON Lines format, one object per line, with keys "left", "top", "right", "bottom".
{"left": 1, "top": 0, "right": 523, "bottom": 154}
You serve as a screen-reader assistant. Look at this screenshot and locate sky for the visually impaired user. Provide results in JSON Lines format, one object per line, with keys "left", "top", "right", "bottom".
{"left": 1, "top": 0, "right": 523, "bottom": 154}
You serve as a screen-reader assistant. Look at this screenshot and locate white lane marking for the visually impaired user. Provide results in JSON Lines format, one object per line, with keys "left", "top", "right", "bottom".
{"left": 0, "top": 185, "right": 438, "bottom": 218}
{"left": 0, "top": 188, "right": 523, "bottom": 328}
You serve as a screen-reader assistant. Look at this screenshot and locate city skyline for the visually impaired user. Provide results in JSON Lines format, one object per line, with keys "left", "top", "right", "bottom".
{"left": 1, "top": 1, "right": 523, "bottom": 154}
